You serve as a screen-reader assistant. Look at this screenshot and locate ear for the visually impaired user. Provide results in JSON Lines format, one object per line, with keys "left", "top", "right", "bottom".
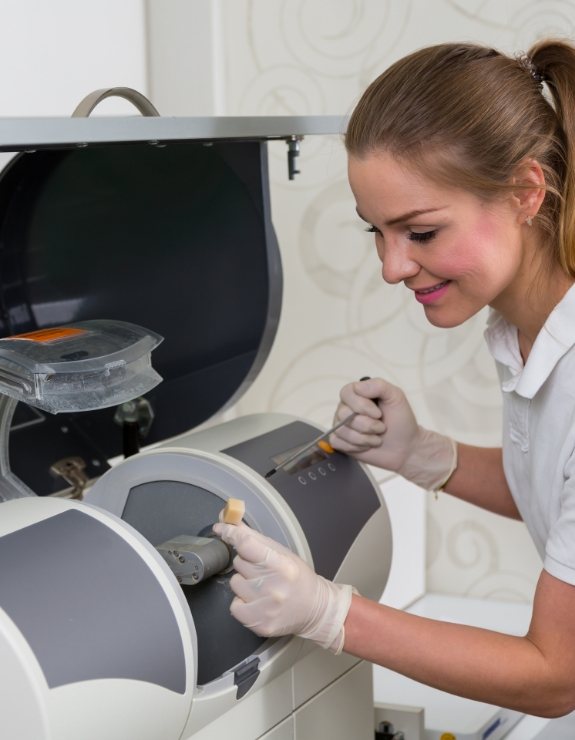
{"left": 510, "top": 158, "right": 546, "bottom": 226}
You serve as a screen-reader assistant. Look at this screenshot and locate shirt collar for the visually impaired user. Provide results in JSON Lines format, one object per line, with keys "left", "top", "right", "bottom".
{"left": 484, "top": 283, "right": 575, "bottom": 398}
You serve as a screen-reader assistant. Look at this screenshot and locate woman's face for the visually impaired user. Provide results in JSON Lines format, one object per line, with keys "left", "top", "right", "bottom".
{"left": 348, "top": 151, "right": 528, "bottom": 328}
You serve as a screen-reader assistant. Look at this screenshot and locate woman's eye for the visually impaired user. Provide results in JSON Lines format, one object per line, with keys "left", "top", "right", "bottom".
{"left": 408, "top": 230, "right": 437, "bottom": 243}
{"left": 365, "top": 224, "right": 381, "bottom": 234}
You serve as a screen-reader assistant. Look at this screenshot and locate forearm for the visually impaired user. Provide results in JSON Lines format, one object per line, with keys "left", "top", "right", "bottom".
{"left": 344, "top": 594, "right": 570, "bottom": 717}
{"left": 442, "top": 443, "right": 521, "bottom": 519}
{"left": 215, "top": 512, "right": 575, "bottom": 718}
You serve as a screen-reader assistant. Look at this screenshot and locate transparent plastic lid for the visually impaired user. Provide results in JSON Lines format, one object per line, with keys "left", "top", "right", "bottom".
{"left": 0, "top": 320, "right": 163, "bottom": 413}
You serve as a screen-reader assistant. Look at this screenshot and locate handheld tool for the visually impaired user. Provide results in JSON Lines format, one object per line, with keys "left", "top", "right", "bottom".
{"left": 264, "top": 376, "right": 371, "bottom": 479}
{"left": 264, "top": 411, "right": 355, "bottom": 479}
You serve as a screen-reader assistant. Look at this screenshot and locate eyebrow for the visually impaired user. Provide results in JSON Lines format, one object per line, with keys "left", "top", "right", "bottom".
{"left": 356, "top": 206, "right": 447, "bottom": 227}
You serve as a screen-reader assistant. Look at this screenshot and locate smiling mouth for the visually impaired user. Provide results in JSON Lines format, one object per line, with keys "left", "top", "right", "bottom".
{"left": 414, "top": 280, "right": 450, "bottom": 295}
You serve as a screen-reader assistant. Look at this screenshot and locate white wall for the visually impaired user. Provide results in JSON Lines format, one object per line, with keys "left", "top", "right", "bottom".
{"left": 0, "top": 0, "right": 147, "bottom": 116}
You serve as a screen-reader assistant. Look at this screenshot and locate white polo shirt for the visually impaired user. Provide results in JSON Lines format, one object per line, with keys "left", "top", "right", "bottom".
{"left": 484, "top": 282, "right": 575, "bottom": 586}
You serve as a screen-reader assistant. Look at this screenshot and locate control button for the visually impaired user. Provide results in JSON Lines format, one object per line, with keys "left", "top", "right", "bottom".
{"left": 298, "top": 475, "right": 307, "bottom": 485}
{"left": 318, "top": 466, "right": 327, "bottom": 476}
{"left": 327, "top": 463, "right": 336, "bottom": 472}
{"left": 308, "top": 471, "right": 317, "bottom": 481}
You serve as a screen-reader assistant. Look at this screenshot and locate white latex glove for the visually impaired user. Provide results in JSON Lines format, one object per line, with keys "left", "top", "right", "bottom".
{"left": 330, "top": 377, "right": 457, "bottom": 492}
{"left": 212, "top": 521, "right": 354, "bottom": 654}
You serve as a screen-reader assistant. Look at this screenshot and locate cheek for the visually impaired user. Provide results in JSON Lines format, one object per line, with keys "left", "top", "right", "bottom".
{"left": 440, "top": 219, "right": 505, "bottom": 278}
{"left": 434, "top": 246, "right": 479, "bottom": 280}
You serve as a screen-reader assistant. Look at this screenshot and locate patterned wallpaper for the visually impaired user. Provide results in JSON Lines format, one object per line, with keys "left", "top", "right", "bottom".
{"left": 211, "top": 0, "right": 575, "bottom": 603}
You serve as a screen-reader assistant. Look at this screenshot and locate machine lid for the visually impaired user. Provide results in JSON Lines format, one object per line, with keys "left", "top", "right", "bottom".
{"left": 0, "top": 131, "right": 282, "bottom": 493}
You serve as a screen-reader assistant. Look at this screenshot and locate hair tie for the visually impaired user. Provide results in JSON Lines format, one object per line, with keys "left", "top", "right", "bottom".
{"left": 517, "top": 54, "right": 545, "bottom": 90}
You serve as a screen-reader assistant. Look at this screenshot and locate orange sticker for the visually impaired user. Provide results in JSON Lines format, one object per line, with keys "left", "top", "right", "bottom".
{"left": 318, "top": 439, "right": 335, "bottom": 454}
{"left": 6, "top": 327, "right": 87, "bottom": 343}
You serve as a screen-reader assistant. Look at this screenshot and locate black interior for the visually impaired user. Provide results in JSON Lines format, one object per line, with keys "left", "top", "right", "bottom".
{"left": 0, "top": 141, "right": 281, "bottom": 494}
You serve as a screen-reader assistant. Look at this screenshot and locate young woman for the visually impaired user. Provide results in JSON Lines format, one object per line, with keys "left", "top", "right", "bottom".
{"left": 214, "top": 39, "right": 575, "bottom": 718}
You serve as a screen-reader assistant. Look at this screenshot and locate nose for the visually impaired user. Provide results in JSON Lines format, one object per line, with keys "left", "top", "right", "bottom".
{"left": 376, "top": 239, "right": 420, "bottom": 284}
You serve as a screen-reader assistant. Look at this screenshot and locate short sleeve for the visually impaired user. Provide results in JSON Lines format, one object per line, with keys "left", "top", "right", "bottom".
{"left": 544, "top": 454, "right": 575, "bottom": 585}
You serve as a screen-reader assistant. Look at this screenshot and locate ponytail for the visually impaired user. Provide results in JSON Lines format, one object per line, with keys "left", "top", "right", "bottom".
{"left": 530, "top": 39, "right": 575, "bottom": 275}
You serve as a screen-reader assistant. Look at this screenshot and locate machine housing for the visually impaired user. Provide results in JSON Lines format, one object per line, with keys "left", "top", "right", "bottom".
{"left": 0, "top": 108, "right": 393, "bottom": 739}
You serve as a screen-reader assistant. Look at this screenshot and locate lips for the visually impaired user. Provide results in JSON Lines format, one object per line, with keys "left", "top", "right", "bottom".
{"left": 412, "top": 280, "right": 451, "bottom": 304}
{"left": 414, "top": 280, "right": 450, "bottom": 295}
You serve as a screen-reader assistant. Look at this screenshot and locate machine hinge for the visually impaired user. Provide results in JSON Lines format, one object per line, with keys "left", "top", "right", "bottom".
{"left": 234, "top": 656, "right": 260, "bottom": 699}
{"left": 50, "top": 456, "right": 89, "bottom": 499}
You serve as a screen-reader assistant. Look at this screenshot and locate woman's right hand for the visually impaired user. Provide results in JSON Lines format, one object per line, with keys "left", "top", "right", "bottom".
{"left": 329, "top": 377, "right": 419, "bottom": 472}
{"left": 329, "top": 377, "right": 457, "bottom": 491}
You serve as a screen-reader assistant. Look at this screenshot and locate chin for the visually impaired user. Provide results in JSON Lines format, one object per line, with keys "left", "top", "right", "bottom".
{"left": 423, "top": 308, "right": 470, "bottom": 329}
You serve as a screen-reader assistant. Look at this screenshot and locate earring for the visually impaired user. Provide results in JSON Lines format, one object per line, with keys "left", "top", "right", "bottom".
{"left": 526, "top": 216, "right": 533, "bottom": 226}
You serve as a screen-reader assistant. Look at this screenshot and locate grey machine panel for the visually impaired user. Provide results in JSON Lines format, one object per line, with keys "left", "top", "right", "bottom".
{"left": 122, "top": 481, "right": 264, "bottom": 686}
{"left": 0, "top": 509, "right": 187, "bottom": 693}
{"left": 224, "top": 421, "right": 381, "bottom": 579}
{"left": 224, "top": 421, "right": 381, "bottom": 580}
{"left": 117, "top": 419, "right": 381, "bottom": 687}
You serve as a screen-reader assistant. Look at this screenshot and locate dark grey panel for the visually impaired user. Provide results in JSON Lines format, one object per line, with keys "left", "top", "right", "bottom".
{"left": 122, "top": 481, "right": 265, "bottom": 685}
{"left": 123, "top": 480, "right": 224, "bottom": 547}
{"left": 224, "top": 421, "right": 381, "bottom": 579}
{"left": 0, "top": 509, "right": 187, "bottom": 693}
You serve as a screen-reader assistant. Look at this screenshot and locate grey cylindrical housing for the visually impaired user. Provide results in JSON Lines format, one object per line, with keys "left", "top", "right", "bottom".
{"left": 157, "top": 535, "right": 232, "bottom": 585}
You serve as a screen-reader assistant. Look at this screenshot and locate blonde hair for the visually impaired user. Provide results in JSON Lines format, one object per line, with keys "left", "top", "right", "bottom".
{"left": 346, "top": 40, "right": 575, "bottom": 277}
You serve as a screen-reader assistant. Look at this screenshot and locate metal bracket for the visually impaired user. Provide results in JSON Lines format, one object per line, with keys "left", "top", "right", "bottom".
{"left": 50, "top": 456, "right": 89, "bottom": 499}
{"left": 286, "top": 135, "right": 303, "bottom": 179}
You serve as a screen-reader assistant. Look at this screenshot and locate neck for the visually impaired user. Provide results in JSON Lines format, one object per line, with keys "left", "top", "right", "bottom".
{"left": 489, "top": 230, "right": 574, "bottom": 361}
{"left": 500, "top": 264, "right": 573, "bottom": 362}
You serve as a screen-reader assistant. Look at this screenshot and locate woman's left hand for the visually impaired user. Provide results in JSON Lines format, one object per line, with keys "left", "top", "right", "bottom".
{"left": 212, "top": 521, "right": 354, "bottom": 653}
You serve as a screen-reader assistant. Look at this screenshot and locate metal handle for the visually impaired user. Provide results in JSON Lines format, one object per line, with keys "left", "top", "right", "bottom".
{"left": 72, "top": 87, "right": 160, "bottom": 118}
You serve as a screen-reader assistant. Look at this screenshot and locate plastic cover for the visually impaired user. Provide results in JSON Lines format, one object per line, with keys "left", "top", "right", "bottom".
{"left": 0, "top": 320, "right": 162, "bottom": 413}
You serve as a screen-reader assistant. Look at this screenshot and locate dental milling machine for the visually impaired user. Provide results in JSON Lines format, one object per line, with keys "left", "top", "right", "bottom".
{"left": 0, "top": 89, "right": 392, "bottom": 740}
